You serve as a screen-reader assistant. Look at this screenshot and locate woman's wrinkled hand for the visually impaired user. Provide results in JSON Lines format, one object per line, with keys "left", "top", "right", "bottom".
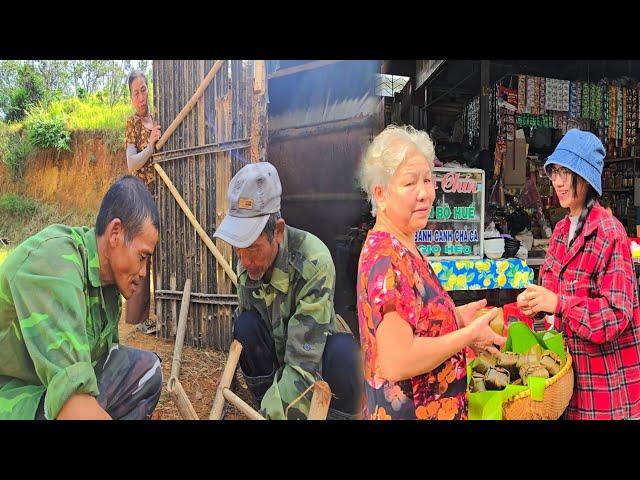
{"left": 466, "top": 307, "right": 506, "bottom": 356}
{"left": 455, "top": 299, "right": 488, "bottom": 328}
{"left": 149, "top": 125, "right": 161, "bottom": 146}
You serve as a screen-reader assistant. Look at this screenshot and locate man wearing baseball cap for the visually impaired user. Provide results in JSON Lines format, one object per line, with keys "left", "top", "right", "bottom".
{"left": 214, "top": 162, "right": 362, "bottom": 420}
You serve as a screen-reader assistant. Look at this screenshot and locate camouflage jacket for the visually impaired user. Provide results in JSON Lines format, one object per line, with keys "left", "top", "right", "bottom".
{"left": 236, "top": 225, "right": 337, "bottom": 419}
{"left": 0, "top": 225, "right": 121, "bottom": 419}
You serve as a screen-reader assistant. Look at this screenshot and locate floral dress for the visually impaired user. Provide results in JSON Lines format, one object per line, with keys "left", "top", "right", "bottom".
{"left": 124, "top": 113, "right": 156, "bottom": 192}
{"left": 357, "top": 230, "right": 468, "bottom": 420}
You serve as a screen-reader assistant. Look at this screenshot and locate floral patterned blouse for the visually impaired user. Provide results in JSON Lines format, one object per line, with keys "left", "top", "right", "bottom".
{"left": 124, "top": 113, "right": 156, "bottom": 192}
{"left": 357, "top": 230, "right": 468, "bottom": 420}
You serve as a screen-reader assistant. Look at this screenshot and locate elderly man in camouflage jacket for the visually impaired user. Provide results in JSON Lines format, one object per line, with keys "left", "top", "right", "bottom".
{"left": 0, "top": 176, "right": 162, "bottom": 420}
{"left": 214, "top": 162, "right": 362, "bottom": 420}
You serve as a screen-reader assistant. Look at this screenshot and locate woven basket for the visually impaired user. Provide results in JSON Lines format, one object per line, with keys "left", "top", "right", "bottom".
{"left": 502, "top": 353, "right": 574, "bottom": 420}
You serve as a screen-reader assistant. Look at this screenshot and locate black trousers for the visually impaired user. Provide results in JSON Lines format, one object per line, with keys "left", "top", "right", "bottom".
{"left": 233, "top": 310, "right": 362, "bottom": 418}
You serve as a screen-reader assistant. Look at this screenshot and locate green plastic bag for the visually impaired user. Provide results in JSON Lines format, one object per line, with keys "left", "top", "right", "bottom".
{"left": 468, "top": 322, "right": 565, "bottom": 420}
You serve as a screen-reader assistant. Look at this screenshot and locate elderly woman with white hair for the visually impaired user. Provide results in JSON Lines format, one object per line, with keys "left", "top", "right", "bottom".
{"left": 357, "top": 125, "right": 505, "bottom": 420}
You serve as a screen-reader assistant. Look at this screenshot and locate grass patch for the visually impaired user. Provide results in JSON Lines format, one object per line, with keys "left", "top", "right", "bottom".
{"left": 0, "top": 193, "right": 96, "bottom": 246}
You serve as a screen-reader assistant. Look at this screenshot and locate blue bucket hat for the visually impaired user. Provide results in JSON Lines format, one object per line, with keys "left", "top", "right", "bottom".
{"left": 544, "top": 129, "right": 605, "bottom": 195}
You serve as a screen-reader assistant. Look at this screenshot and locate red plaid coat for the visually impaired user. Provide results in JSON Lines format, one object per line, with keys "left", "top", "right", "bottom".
{"left": 540, "top": 203, "right": 640, "bottom": 419}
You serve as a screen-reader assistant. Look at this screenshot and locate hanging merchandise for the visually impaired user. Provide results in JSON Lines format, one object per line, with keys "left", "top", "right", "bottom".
{"left": 560, "top": 80, "right": 570, "bottom": 112}
{"left": 569, "top": 81, "right": 578, "bottom": 118}
{"left": 582, "top": 81, "right": 590, "bottom": 119}
{"left": 617, "top": 85, "right": 623, "bottom": 150}
{"left": 545, "top": 78, "right": 557, "bottom": 111}
{"left": 532, "top": 77, "right": 541, "bottom": 115}
{"left": 518, "top": 75, "right": 527, "bottom": 114}
{"left": 539, "top": 77, "right": 546, "bottom": 115}
{"left": 622, "top": 87, "right": 628, "bottom": 155}
{"left": 526, "top": 76, "right": 535, "bottom": 114}
{"left": 628, "top": 87, "right": 638, "bottom": 156}
{"left": 592, "top": 83, "right": 602, "bottom": 121}
{"left": 599, "top": 79, "right": 609, "bottom": 147}
{"left": 609, "top": 84, "right": 617, "bottom": 158}
{"left": 494, "top": 139, "right": 507, "bottom": 180}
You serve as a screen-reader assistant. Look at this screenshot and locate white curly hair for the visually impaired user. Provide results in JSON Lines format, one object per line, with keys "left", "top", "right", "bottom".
{"left": 358, "top": 124, "right": 435, "bottom": 216}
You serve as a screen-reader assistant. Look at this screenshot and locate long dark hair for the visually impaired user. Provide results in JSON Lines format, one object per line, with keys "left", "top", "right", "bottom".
{"left": 569, "top": 171, "right": 600, "bottom": 246}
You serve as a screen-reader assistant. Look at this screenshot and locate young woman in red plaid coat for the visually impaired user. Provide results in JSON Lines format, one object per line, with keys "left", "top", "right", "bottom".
{"left": 518, "top": 129, "right": 640, "bottom": 420}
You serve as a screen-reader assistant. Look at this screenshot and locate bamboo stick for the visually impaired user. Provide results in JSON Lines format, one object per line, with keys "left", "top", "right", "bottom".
{"left": 154, "top": 163, "right": 237, "bottom": 286}
{"left": 155, "top": 60, "right": 225, "bottom": 151}
{"left": 307, "top": 381, "right": 331, "bottom": 420}
{"left": 170, "top": 279, "right": 191, "bottom": 380}
{"left": 209, "top": 340, "right": 243, "bottom": 419}
{"left": 222, "top": 388, "right": 265, "bottom": 420}
{"left": 167, "top": 376, "right": 199, "bottom": 420}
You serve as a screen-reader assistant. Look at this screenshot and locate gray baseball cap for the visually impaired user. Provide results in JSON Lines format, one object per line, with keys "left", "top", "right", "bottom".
{"left": 213, "top": 161, "right": 282, "bottom": 248}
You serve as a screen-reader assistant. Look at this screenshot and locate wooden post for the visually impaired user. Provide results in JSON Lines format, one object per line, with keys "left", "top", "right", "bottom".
{"left": 170, "top": 274, "right": 177, "bottom": 335}
{"left": 154, "top": 163, "right": 237, "bottom": 286}
{"left": 307, "top": 381, "right": 331, "bottom": 420}
{"left": 250, "top": 60, "right": 267, "bottom": 163}
{"left": 170, "top": 279, "right": 191, "bottom": 380}
{"left": 209, "top": 340, "right": 243, "bottom": 419}
{"left": 155, "top": 60, "right": 225, "bottom": 151}
{"left": 167, "top": 376, "right": 199, "bottom": 420}
{"left": 222, "top": 388, "right": 265, "bottom": 420}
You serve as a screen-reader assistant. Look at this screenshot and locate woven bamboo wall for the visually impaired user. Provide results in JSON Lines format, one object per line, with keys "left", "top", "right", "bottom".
{"left": 152, "top": 60, "right": 265, "bottom": 349}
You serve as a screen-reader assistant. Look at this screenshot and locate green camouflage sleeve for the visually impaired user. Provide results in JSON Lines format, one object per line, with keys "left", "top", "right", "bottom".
{"left": 261, "top": 257, "right": 335, "bottom": 420}
{"left": 9, "top": 237, "right": 99, "bottom": 419}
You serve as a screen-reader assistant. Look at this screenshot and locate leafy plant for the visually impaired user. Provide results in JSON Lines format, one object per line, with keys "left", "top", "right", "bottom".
{"left": 26, "top": 113, "right": 71, "bottom": 154}
{"left": 0, "top": 193, "right": 38, "bottom": 217}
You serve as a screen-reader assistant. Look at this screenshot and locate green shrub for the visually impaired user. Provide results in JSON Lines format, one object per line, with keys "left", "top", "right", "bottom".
{"left": 0, "top": 127, "right": 33, "bottom": 181}
{"left": 0, "top": 193, "right": 38, "bottom": 217}
{"left": 26, "top": 113, "right": 71, "bottom": 153}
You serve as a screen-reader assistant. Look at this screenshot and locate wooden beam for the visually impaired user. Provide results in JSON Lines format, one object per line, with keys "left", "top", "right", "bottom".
{"left": 167, "top": 376, "right": 199, "bottom": 420}
{"left": 154, "top": 163, "right": 238, "bottom": 286}
{"left": 209, "top": 340, "right": 243, "bottom": 419}
{"left": 156, "top": 60, "right": 225, "bottom": 151}
{"left": 153, "top": 139, "right": 250, "bottom": 164}
{"left": 250, "top": 60, "right": 267, "bottom": 163}
{"left": 169, "top": 279, "right": 191, "bottom": 380}
{"left": 155, "top": 290, "right": 238, "bottom": 306}
{"left": 268, "top": 60, "right": 344, "bottom": 80}
{"left": 307, "top": 381, "right": 331, "bottom": 420}
{"left": 222, "top": 388, "right": 265, "bottom": 420}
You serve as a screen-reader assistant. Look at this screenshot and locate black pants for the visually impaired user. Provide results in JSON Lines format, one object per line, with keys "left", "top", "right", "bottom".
{"left": 233, "top": 310, "right": 362, "bottom": 419}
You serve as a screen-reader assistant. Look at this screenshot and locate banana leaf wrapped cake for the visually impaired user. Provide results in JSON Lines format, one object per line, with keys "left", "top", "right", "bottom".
{"left": 484, "top": 366, "right": 510, "bottom": 390}
{"left": 519, "top": 362, "right": 550, "bottom": 386}
{"left": 540, "top": 350, "right": 564, "bottom": 376}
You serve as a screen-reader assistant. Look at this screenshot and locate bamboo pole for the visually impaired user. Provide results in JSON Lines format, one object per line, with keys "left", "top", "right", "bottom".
{"left": 154, "top": 163, "right": 237, "bottom": 286}
{"left": 155, "top": 60, "right": 225, "bottom": 151}
{"left": 307, "top": 381, "right": 331, "bottom": 420}
{"left": 222, "top": 388, "right": 265, "bottom": 420}
{"left": 167, "top": 376, "right": 199, "bottom": 420}
{"left": 170, "top": 279, "right": 192, "bottom": 379}
{"left": 209, "top": 340, "right": 243, "bottom": 419}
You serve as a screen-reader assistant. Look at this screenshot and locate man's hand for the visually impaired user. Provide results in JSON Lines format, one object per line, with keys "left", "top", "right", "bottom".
{"left": 455, "top": 299, "right": 488, "bottom": 328}
{"left": 56, "top": 393, "right": 112, "bottom": 420}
